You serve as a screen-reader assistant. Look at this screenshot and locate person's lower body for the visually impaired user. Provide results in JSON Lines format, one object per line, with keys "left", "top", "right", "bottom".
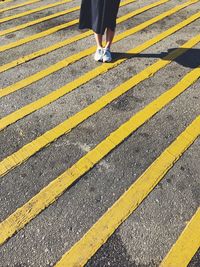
{"left": 79, "top": 0, "right": 120, "bottom": 62}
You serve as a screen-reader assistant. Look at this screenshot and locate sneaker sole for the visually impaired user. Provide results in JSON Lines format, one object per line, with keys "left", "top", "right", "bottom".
{"left": 103, "top": 59, "right": 112, "bottom": 63}
{"left": 94, "top": 57, "right": 103, "bottom": 62}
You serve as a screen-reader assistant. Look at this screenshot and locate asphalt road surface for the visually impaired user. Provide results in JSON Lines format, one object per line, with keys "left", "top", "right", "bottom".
{"left": 0, "top": 0, "right": 200, "bottom": 266}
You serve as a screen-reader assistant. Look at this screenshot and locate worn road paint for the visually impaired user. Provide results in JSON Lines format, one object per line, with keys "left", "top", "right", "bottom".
{"left": 0, "top": 6, "right": 80, "bottom": 37}
{"left": 0, "top": 0, "right": 72, "bottom": 23}
{"left": 0, "top": 0, "right": 41, "bottom": 13}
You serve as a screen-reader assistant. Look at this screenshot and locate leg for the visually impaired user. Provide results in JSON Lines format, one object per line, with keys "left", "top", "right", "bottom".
{"left": 105, "top": 28, "right": 115, "bottom": 49}
{"left": 94, "top": 32, "right": 104, "bottom": 61}
{"left": 94, "top": 33, "right": 103, "bottom": 49}
{"left": 102, "top": 28, "right": 115, "bottom": 62}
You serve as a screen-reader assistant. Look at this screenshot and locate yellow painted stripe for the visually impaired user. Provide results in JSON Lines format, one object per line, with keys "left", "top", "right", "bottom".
{"left": 160, "top": 208, "right": 200, "bottom": 267}
{"left": 0, "top": 19, "right": 79, "bottom": 53}
{"left": 0, "top": 0, "right": 135, "bottom": 37}
{"left": 0, "top": 56, "right": 199, "bottom": 178}
{"left": 0, "top": 0, "right": 72, "bottom": 23}
{"left": 0, "top": 6, "right": 79, "bottom": 36}
{"left": 0, "top": 0, "right": 168, "bottom": 52}
{"left": 0, "top": 0, "right": 41, "bottom": 13}
{"left": 55, "top": 117, "right": 200, "bottom": 267}
{"left": 0, "top": 25, "right": 199, "bottom": 131}
{"left": 0, "top": 32, "right": 91, "bottom": 74}
{"left": 0, "top": 60, "right": 199, "bottom": 245}
{"left": 0, "top": 0, "right": 169, "bottom": 73}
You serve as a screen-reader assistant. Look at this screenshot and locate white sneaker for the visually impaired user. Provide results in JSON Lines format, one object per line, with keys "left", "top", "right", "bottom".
{"left": 103, "top": 48, "right": 112, "bottom": 63}
{"left": 94, "top": 48, "right": 103, "bottom": 62}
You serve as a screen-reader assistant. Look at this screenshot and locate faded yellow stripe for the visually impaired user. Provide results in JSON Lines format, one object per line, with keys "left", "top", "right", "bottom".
{"left": 0, "top": 0, "right": 72, "bottom": 23}
{"left": 55, "top": 117, "right": 200, "bottom": 267}
{"left": 0, "top": 0, "right": 168, "bottom": 51}
{"left": 0, "top": 28, "right": 200, "bottom": 131}
{"left": 0, "top": 0, "right": 133, "bottom": 13}
{"left": 0, "top": 0, "right": 41, "bottom": 13}
{"left": 160, "top": 208, "right": 200, "bottom": 267}
{"left": 0, "top": 61, "right": 199, "bottom": 244}
{"left": 0, "top": 0, "right": 135, "bottom": 37}
{"left": 0, "top": 6, "right": 80, "bottom": 36}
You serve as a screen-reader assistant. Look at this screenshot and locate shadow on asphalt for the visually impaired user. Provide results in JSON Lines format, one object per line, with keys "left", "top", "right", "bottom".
{"left": 112, "top": 48, "right": 200, "bottom": 68}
